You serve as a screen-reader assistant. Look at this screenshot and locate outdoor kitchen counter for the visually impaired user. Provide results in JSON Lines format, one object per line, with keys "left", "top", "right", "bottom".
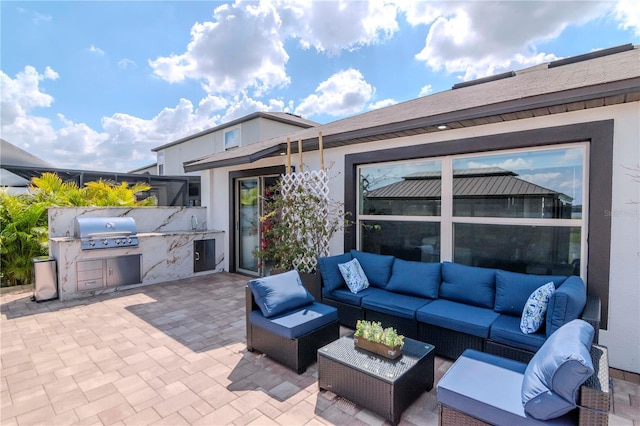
{"left": 49, "top": 229, "right": 225, "bottom": 301}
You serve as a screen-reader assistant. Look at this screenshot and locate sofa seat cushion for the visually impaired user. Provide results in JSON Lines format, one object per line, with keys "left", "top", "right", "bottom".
{"left": 323, "top": 286, "right": 387, "bottom": 306}
{"left": 248, "top": 270, "right": 315, "bottom": 318}
{"left": 249, "top": 302, "right": 338, "bottom": 339}
{"left": 440, "top": 262, "right": 496, "bottom": 309}
{"left": 545, "top": 276, "right": 587, "bottom": 338}
{"left": 490, "top": 315, "right": 547, "bottom": 353}
{"left": 318, "top": 253, "right": 352, "bottom": 292}
{"left": 385, "top": 259, "right": 441, "bottom": 299}
{"left": 350, "top": 250, "right": 395, "bottom": 288}
{"left": 437, "top": 349, "right": 575, "bottom": 426}
{"left": 361, "top": 291, "right": 433, "bottom": 319}
{"left": 495, "top": 270, "right": 566, "bottom": 316}
{"left": 416, "top": 299, "right": 500, "bottom": 338}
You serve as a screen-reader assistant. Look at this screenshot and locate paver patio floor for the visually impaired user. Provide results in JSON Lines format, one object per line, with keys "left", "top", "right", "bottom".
{"left": 1, "top": 272, "right": 639, "bottom": 425}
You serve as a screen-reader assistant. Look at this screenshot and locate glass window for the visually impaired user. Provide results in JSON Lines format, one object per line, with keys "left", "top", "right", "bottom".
{"left": 360, "top": 220, "right": 440, "bottom": 262}
{"left": 452, "top": 147, "right": 584, "bottom": 219}
{"left": 453, "top": 223, "right": 581, "bottom": 275}
{"left": 359, "top": 160, "right": 441, "bottom": 216}
{"left": 355, "top": 144, "right": 587, "bottom": 273}
{"left": 225, "top": 128, "right": 240, "bottom": 150}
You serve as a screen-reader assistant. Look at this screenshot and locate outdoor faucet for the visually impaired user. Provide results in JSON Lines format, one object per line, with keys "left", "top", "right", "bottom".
{"left": 191, "top": 214, "right": 198, "bottom": 230}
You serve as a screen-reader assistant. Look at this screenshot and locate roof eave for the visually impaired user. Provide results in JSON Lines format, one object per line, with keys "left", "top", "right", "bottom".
{"left": 182, "top": 77, "right": 640, "bottom": 172}
{"left": 184, "top": 143, "right": 288, "bottom": 172}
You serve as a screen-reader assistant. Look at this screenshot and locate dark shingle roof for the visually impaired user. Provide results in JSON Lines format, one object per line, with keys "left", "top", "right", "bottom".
{"left": 185, "top": 44, "right": 640, "bottom": 172}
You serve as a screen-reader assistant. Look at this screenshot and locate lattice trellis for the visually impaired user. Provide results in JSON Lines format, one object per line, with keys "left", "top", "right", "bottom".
{"left": 280, "top": 169, "right": 330, "bottom": 273}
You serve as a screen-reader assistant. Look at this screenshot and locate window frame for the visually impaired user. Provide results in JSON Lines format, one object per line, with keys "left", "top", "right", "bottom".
{"left": 344, "top": 120, "right": 613, "bottom": 327}
{"left": 356, "top": 142, "right": 589, "bottom": 275}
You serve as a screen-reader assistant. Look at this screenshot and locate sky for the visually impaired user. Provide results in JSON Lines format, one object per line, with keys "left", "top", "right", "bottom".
{"left": 1, "top": 1, "right": 639, "bottom": 173}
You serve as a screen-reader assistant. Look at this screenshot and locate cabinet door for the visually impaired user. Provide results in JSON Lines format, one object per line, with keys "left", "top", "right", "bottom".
{"left": 194, "top": 239, "right": 216, "bottom": 272}
{"left": 106, "top": 255, "right": 141, "bottom": 287}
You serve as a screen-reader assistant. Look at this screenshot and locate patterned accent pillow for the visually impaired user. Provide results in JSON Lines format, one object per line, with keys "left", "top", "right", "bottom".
{"left": 520, "top": 282, "right": 556, "bottom": 334}
{"left": 338, "top": 258, "right": 370, "bottom": 294}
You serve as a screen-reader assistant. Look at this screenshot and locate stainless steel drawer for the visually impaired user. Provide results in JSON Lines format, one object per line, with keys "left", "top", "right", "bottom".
{"left": 77, "top": 278, "right": 103, "bottom": 291}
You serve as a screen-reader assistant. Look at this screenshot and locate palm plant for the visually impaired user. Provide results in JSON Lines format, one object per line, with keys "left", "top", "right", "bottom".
{"left": 0, "top": 192, "right": 49, "bottom": 286}
{"left": 0, "top": 173, "right": 157, "bottom": 286}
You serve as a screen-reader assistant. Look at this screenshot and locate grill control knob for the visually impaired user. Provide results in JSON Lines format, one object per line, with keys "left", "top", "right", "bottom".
{"left": 103, "top": 239, "right": 109, "bottom": 246}
{"left": 90, "top": 241, "right": 96, "bottom": 247}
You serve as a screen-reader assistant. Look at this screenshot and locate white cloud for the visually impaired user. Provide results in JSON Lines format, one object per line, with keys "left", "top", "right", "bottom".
{"left": 418, "top": 84, "right": 432, "bottom": 97}
{"left": 407, "top": 1, "right": 613, "bottom": 80}
{"left": 149, "top": 1, "right": 290, "bottom": 95}
{"left": 220, "top": 93, "right": 289, "bottom": 123}
{"left": 118, "top": 58, "right": 137, "bottom": 70}
{"left": 294, "top": 69, "right": 374, "bottom": 118}
{"left": 613, "top": 0, "right": 640, "bottom": 36}
{"left": 88, "top": 44, "right": 105, "bottom": 55}
{"left": 1, "top": 66, "right": 237, "bottom": 171}
{"left": 279, "top": 0, "right": 399, "bottom": 54}
{"left": 0, "top": 66, "right": 58, "bottom": 127}
{"left": 369, "top": 98, "right": 397, "bottom": 110}
{"left": 149, "top": 1, "right": 401, "bottom": 94}
{"left": 17, "top": 7, "right": 52, "bottom": 24}
{"left": 466, "top": 158, "right": 534, "bottom": 171}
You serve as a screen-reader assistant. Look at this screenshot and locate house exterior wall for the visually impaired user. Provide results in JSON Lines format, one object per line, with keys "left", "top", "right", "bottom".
{"left": 203, "top": 102, "right": 639, "bottom": 373}
{"left": 158, "top": 117, "right": 313, "bottom": 176}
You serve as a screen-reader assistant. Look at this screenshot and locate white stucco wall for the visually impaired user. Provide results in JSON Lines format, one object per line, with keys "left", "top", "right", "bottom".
{"left": 159, "top": 117, "right": 313, "bottom": 176}
{"left": 204, "top": 103, "right": 640, "bottom": 373}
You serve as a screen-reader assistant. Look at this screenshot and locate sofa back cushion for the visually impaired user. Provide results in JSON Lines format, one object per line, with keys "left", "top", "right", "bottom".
{"left": 521, "top": 319, "right": 594, "bottom": 420}
{"left": 248, "top": 270, "right": 315, "bottom": 318}
{"left": 318, "top": 253, "right": 352, "bottom": 292}
{"left": 546, "top": 276, "right": 588, "bottom": 338}
{"left": 439, "top": 262, "right": 496, "bottom": 309}
{"left": 350, "top": 250, "right": 395, "bottom": 288}
{"left": 495, "top": 270, "right": 567, "bottom": 316}
{"left": 386, "top": 259, "right": 441, "bottom": 299}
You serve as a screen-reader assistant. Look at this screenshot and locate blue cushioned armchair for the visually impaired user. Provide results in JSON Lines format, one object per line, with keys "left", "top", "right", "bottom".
{"left": 246, "top": 270, "right": 340, "bottom": 374}
{"left": 437, "top": 320, "right": 610, "bottom": 426}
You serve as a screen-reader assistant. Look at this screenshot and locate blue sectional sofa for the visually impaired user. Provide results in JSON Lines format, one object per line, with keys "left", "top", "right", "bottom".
{"left": 318, "top": 250, "right": 601, "bottom": 361}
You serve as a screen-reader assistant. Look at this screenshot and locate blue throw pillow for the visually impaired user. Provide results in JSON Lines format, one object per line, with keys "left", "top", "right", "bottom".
{"left": 338, "top": 258, "right": 370, "bottom": 294}
{"left": 520, "top": 282, "right": 556, "bottom": 334}
{"left": 495, "top": 270, "right": 566, "bottom": 316}
{"left": 248, "top": 270, "right": 315, "bottom": 318}
{"left": 350, "top": 250, "right": 395, "bottom": 288}
{"left": 318, "top": 253, "right": 352, "bottom": 292}
{"left": 386, "top": 259, "right": 441, "bottom": 299}
{"left": 521, "top": 319, "right": 595, "bottom": 420}
{"left": 439, "top": 262, "right": 496, "bottom": 309}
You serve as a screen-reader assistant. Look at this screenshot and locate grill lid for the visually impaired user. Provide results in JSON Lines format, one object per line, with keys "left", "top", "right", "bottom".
{"left": 74, "top": 217, "right": 137, "bottom": 238}
{"left": 74, "top": 217, "right": 138, "bottom": 250}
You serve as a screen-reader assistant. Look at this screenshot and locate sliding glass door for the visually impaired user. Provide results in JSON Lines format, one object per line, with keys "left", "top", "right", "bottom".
{"left": 235, "top": 175, "right": 279, "bottom": 276}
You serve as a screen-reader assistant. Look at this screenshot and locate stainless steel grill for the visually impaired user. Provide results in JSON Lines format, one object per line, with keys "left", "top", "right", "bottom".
{"left": 74, "top": 217, "right": 138, "bottom": 250}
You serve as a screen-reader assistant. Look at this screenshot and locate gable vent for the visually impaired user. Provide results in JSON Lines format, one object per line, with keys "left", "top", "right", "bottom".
{"left": 452, "top": 71, "right": 516, "bottom": 90}
{"left": 548, "top": 43, "right": 634, "bottom": 68}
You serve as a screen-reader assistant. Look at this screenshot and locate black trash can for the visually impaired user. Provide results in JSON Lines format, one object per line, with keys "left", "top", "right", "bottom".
{"left": 32, "top": 256, "right": 58, "bottom": 302}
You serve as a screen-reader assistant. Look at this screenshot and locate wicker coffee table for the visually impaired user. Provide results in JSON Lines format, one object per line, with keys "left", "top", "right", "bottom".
{"left": 318, "top": 333, "right": 435, "bottom": 425}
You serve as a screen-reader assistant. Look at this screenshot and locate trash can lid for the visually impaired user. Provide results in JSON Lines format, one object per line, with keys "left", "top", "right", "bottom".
{"left": 32, "top": 256, "right": 54, "bottom": 262}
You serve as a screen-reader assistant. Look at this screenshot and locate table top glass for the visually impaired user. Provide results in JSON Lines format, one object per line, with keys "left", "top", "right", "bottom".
{"left": 318, "top": 333, "right": 434, "bottom": 383}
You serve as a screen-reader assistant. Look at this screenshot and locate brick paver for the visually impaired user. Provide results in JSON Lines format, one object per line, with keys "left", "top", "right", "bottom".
{"left": 2, "top": 272, "right": 639, "bottom": 425}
